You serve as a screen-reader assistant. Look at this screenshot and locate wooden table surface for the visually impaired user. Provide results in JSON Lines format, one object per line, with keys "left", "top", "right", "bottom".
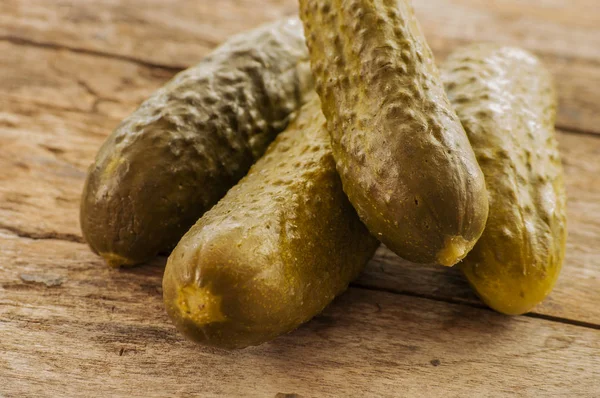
{"left": 1, "top": 0, "right": 599, "bottom": 396}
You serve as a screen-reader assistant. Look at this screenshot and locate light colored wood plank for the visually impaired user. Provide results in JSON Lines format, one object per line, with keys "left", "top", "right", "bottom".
{"left": 0, "top": 40, "right": 599, "bottom": 324}
{"left": 2, "top": 1, "right": 598, "bottom": 134}
{"left": 1, "top": 234, "right": 598, "bottom": 397}
{"left": 414, "top": 0, "right": 600, "bottom": 63}
{"left": 0, "top": 40, "right": 169, "bottom": 120}
{"left": 3, "top": 0, "right": 598, "bottom": 66}
{"left": 0, "top": 0, "right": 297, "bottom": 68}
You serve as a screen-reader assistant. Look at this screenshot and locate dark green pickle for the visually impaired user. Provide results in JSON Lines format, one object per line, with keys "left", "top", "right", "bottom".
{"left": 80, "top": 18, "right": 313, "bottom": 267}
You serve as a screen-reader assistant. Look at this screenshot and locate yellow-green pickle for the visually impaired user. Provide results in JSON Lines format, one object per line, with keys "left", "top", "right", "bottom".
{"left": 299, "top": 0, "right": 489, "bottom": 266}
{"left": 163, "top": 97, "right": 379, "bottom": 349}
{"left": 442, "top": 44, "right": 567, "bottom": 315}
{"left": 80, "top": 18, "right": 313, "bottom": 267}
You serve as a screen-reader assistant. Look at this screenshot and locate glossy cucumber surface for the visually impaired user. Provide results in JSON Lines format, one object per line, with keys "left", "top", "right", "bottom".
{"left": 163, "top": 96, "right": 379, "bottom": 349}
{"left": 442, "top": 44, "right": 567, "bottom": 315}
{"left": 299, "top": 0, "right": 489, "bottom": 266}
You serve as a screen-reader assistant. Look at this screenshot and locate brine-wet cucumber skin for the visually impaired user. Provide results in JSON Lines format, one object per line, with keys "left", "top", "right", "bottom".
{"left": 163, "top": 97, "right": 379, "bottom": 349}
{"left": 442, "top": 44, "right": 567, "bottom": 315}
{"left": 299, "top": 0, "right": 489, "bottom": 266}
{"left": 80, "top": 18, "right": 313, "bottom": 267}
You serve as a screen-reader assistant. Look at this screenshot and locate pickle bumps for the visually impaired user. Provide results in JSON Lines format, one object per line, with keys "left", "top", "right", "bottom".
{"left": 442, "top": 44, "right": 567, "bottom": 315}
{"left": 163, "top": 97, "right": 379, "bottom": 349}
{"left": 299, "top": 0, "right": 489, "bottom": 266}
{"left": 80, "top": 18, "right": 313, "bottom": 267}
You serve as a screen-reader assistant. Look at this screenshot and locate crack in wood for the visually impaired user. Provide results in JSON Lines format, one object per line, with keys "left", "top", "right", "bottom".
{"left": 5, "top": 94, "right": 104, "bottom": 117}
{"left": 0, "top": 223, "right": 84, "bottom": 244}
{"left": 426, "top": 34, "right": 600, "bottom": 67}
{"left": 556, "top": 124, "right": 600, "bottom": 138}
{"left": 0, "top": 35, "right": 187, "bottom": 73}
{"left": 74, "top": 78, "right": 122, "bottom": 114}
{"left": 352, "top": 284, "right": 600, "bottom": 331}
{"left": 351, "top": 282, "right": 488, "bottom": 310}
{"left": 526, "top": 312, "right": 600, "bottom": 331}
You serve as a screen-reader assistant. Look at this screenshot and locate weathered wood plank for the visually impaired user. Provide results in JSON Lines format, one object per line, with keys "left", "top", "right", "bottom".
{"left": 1, "top": 40, "right": 599, "bottom": 324}
{"left": 415, "top": 0, "right": 600, "bottom": 63}
{"left": 2, "top": 1, "right": 600, "bottom": 134}
{"left": 0, "top": 0, "right": 298, "bottom": 68}
{"left": 3, "top": 0, "right": 598, "bottom": 66}
{"left": 0, "top": 40, "right": 169, "bottom": 120}
{"left": 1, "top": 234, "right": 598, "bottom": 397}
{"left": 0, "top": 0, "right": 600, "bottom": 133}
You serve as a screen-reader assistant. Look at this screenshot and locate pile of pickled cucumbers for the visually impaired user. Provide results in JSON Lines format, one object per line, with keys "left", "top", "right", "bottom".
{"left": 80, "top": 0, "right": 567, "bottom": 349}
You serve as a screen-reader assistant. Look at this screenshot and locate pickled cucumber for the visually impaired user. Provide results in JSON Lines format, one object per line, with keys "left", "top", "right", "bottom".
{"left": 80, "top": 18, "right": 313, "bottom": 267}
{"left": 163, "top": 96, "right": 379, "bottom": 349}
{"left": 299, "top": 0, "right": 489, "bottom": 266}
{"left": 442, "top": 44, "right": 567, "bottom": 315}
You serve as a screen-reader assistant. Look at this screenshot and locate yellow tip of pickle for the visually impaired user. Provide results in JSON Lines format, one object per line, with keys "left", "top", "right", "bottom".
{"left": 100, "top": 252, "right": 137, "bottom": 268}
{"left": 436, "top": 235, "right": 473, "bottom": 267}
{"left": 176, "top": 284, "right": 227, "bottom": 326}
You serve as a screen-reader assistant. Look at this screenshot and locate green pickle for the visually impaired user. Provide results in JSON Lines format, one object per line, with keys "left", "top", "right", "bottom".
{"left": 442, "top": 44, "right": 567, "bottom": 315}
{"left": 80, "top": 18, "right": 313, "bottom": 267}
{"left": 163, "top": 97, "right": 379, "bottom": 349}
{"left": 299, "top": 0, "right": 489, "bottom": 266}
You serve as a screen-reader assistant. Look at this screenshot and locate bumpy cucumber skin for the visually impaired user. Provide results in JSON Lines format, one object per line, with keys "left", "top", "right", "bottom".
{"left": 80, "top": 19, "right": 313, "bottom": 267}
{"left": 163, "top": 97, "right": 379, "bottom": 349}
{"left": 442, "top": 44, "right": 567, "bottom": 315}
{"left": 299, "top": 0, "right": 489, "bottom": 266}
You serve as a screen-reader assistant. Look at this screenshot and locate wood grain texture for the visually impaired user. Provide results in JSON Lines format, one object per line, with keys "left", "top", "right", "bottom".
{"left": 2, "top": 0, "right": 600, "bottom": 395}
{"left": 0, "top": 40, "right": 167, "bottom": 239}
{"left": 0, "top": 0, "right": 298, "bottom": 68}
{"left": 2, "top": 0, "right": 599, "bottom": 134}
{"left": 414, "top": 0, "right": 600, "bottom": 63}
{"left": 3, "top": 0, "right": 598, "bottom": 66}
{"left": 1, "top": 234, "right": 599, "bottom": 397}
